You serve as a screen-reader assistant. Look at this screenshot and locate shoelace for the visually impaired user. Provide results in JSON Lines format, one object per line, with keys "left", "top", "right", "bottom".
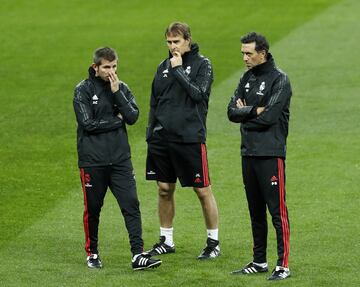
{"left": 152, "top": 239, "right": 166, "bottom": 248}
{"left": 202, "top": 245, "right": 215, "bottom": 255}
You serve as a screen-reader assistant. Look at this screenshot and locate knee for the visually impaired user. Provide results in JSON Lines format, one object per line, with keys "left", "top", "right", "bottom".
{"left": 194, "top": 186, "right": 212, "bottom": 201}
{"left": 158, "top": 182, "right": 175, "bottom": 199}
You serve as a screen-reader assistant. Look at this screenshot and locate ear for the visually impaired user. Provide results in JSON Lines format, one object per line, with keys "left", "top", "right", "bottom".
{"left": 91, "top": 63, "right": 99, "bottom": 76}
{"left": 260, "top": 50, "right": 266, "bottom": 61}
{"left": 187, "top": 37, "right": 192, "bottom": 47}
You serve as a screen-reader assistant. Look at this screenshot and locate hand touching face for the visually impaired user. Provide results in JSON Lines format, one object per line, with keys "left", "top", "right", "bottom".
{"left": 93, "top": 59, "right": 117, "bottom": 82}
{"left": 166, "top": 34, "right": 191, "bottom": 67}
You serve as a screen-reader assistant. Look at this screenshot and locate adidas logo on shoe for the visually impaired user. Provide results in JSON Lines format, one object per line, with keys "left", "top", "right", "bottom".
{"left": 132, "top": 253, "right": 162, "bottom": 271}
{"left": 147, "top": 236, "right": 175, "bottom": 256}
{"left": 230, "top": 262, "right": 268, "bottom": 275}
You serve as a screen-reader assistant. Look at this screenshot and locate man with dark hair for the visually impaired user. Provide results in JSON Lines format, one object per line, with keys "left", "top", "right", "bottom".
{"left": 145, "top": 22, "right": 220, "bottom": 260}
{"left": 227, "top": 32, "right": 292, "bottom": 280}
{"left": 73, "top": 46, "right": 161, "bottom": 270}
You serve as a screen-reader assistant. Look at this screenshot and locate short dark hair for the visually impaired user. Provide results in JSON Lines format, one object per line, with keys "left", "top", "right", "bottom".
{"left": 165, "top": 22, "right": 191, "bottom": 40}
{"left": 93, "top": 47, "right": 118, "bottom": 66}
{"left": 241, "top": 32, "right": 269, "bottom": 54}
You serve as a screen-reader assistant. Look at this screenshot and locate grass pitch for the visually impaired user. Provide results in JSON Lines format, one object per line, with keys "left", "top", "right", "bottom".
{"left": 1, "top": 0, "right": 359, "bottom": 286}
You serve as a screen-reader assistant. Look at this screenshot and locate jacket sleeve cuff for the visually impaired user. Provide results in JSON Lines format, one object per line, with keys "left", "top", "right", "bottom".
{"left": 250, "top": 106, "right": 258, "bottom": 118}
{"left": 113, "top": 90, "right": 129, "bottom": 107}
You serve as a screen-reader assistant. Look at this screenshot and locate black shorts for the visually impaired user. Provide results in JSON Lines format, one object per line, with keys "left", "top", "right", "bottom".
{"left": 146, "top": 138, "right": 211, "bottom": 188}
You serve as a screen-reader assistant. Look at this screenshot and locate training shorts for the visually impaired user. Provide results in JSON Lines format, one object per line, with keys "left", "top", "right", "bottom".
{"left": 146, "top": 137, "right": 211, "bottom": 188}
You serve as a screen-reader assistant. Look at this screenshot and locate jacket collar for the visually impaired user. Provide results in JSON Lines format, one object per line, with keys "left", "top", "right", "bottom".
{"left": 168, "top": 43, "right": 199, "bottom": 61}
{"left": 251, "top": 53, "right": 275, "bottom": 76}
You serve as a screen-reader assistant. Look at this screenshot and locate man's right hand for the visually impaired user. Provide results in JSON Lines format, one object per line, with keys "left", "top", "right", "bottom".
{"left": 256, "top": 107, "right": 265, "bottom": 115}
{"left": 109, "top": 71, "right": 120, "bottom": 93}
{"left": 170, "top": 51, "right": 183, "bottom": 67}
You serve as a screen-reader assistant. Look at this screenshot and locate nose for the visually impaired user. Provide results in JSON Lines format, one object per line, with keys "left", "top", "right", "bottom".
{"left": 170, "top": 42, "right": 177, "bottom": 50}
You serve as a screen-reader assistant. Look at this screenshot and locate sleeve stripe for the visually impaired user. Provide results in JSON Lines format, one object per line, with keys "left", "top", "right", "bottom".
{"left": 175, "top": 68, "right": 202, "bottom": 94}
{"left": 268, "top": 74, "right": 286, "bottom": 106}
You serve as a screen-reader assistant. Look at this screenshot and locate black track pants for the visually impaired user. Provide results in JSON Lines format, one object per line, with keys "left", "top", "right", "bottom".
{"left": 79, "top": 159, "right": 143, "bottom": 256}
{"left": 242, "top": 157, "right": 290, "bottom": 267}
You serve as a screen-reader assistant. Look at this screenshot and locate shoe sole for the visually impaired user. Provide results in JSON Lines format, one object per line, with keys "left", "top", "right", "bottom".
{"left": 230, "top": 269, "right": 268, "bottom": 275}
{"left": 148, "top": 250, "right": 175, "bottom": 256}
{"left": 87, "top": 264, "right": 103, "bottom": 269}
{"left": 267, "top": 274, "right": 291, "bottom": 280}
{"left": 133, "top": 260, "right": 162, "bottom": 271}
{"left": 197, "top": 253, "right": 221, "bottom": 260}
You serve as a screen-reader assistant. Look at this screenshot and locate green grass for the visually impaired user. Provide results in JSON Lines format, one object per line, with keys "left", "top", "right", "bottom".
{"left": 1, "top": 0, "right": 359, "bottom": 286}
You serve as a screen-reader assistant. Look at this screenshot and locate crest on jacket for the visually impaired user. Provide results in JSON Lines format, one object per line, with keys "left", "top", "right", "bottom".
{"left": 256, "top": 81, "right": 266, "bottom": 96}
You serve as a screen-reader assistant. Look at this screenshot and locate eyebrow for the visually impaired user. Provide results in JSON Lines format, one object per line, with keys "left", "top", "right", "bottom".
{"left": 102, "top": 64, "right": 117, "bottom": 68}
{"left": 167, "top": 40, "right": 180, "bottom": 44}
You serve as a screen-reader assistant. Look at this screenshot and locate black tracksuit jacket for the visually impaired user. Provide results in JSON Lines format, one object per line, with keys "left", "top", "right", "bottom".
{"left": 146, "top": 43, "right": 213, "bottom": 143}
{"left": 227, "top": 54, "right": 292, "bottom": 158}
{"left": 73, "top": 68, "right": 139, "bottom": 167}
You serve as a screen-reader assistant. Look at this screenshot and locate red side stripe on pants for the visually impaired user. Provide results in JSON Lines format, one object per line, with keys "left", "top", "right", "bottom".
{"left": 201, "top": 143, "right": 210, "bottom": 186}
{"left": 80, "top": 168, "right": 91, "bottom": 255}
{"left": 278, "top": 158, "right": 290, "bottom": 267}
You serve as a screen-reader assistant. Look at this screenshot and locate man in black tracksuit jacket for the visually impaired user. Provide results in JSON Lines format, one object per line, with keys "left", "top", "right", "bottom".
{"left": 227, "top": 32, "right": 292, "bottom": 280}
{"left": 145, "top": 22, "right": 220, "bottom": 260}
{"left": 146, "top": 46, "right": 209, "bottom": 144}
{"left": 73, "top": 47, "right": 161, "bottom": 270}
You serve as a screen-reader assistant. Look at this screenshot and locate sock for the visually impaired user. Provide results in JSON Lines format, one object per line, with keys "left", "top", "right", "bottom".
{"left": 160, "top": 227, "right": 174, "bottom": 246}
{"left": 207, "top": 229, "right": 219, "bottom": 241}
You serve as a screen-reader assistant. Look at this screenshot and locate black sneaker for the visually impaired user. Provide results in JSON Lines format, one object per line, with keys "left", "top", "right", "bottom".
{"left": 147, "top": 236, "right": 175, "bottom": 256}
{"left": 267, "top": 266, "right": 291, "bottom": 280}
{"left": 87, "top": 254, "right": 102, "bottom": 269}
{"left": 132, "top": 253, "right": 162, "bottom": 271}
{"left": 197, "top": 238, "right": 220, "bottom": 260}
{"left": 230, "top": 262, "right": 268, "bottom": 275}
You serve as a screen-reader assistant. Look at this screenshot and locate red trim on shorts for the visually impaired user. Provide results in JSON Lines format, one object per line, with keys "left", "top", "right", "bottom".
{"left": 80, "top": 168, "right": 91, "bottom": 255}
{"left": 278, "top": 158, "right": 290, "bottom": 267}
{"left": 201, "top": 143, "right": 210, "bottom": 186}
